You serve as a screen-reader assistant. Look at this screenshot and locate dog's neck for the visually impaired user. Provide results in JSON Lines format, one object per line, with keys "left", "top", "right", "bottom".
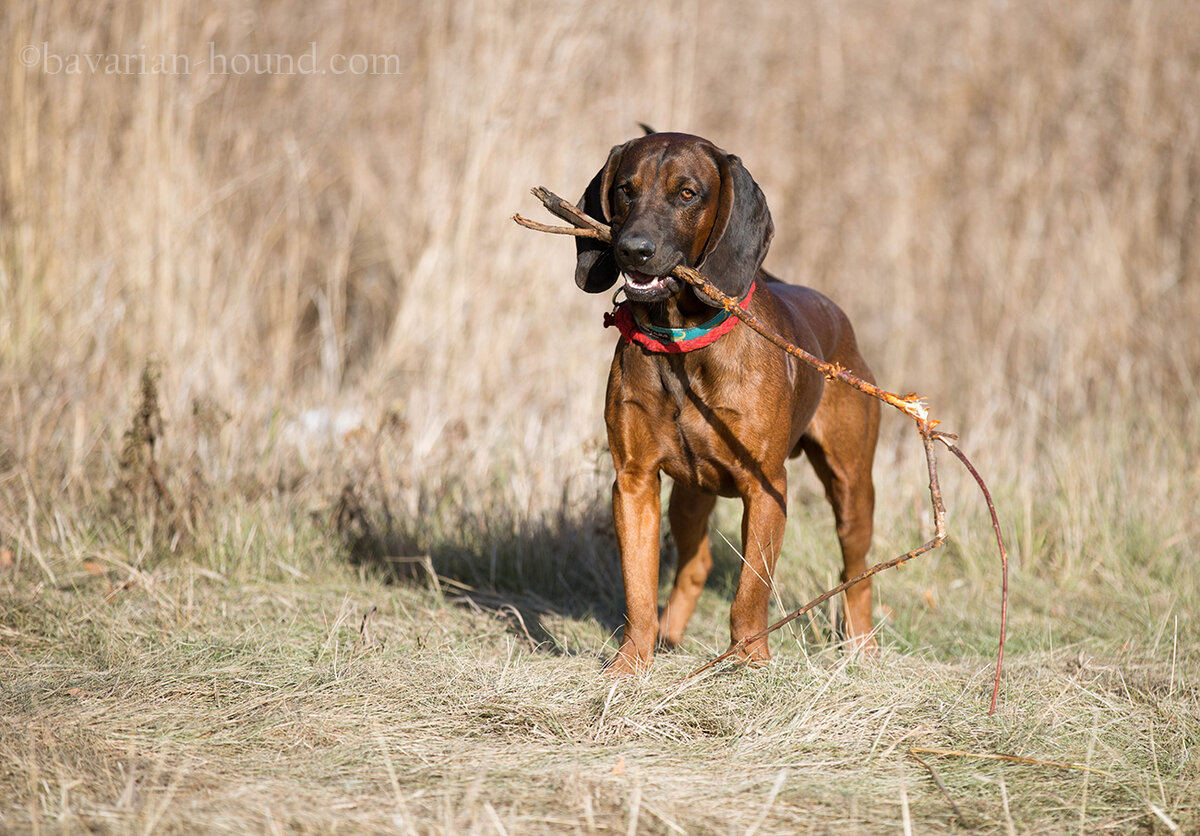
{"left": 606, "top": 282, "right": 756, "bottom": 356}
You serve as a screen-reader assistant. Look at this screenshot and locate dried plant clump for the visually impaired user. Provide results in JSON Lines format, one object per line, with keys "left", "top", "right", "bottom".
{"left": 114, "top": 361, "right": 174, "bottom": 520}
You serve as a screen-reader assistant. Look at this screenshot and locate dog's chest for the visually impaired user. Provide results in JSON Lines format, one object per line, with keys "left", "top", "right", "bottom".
{"left": 608, "top": 349, "right": 782, "bottom": 495}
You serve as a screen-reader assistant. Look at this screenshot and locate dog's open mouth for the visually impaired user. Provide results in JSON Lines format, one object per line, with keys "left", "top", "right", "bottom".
{"left": 624, "top": 271, "right": 669, "bottom": 293}
{"left": 622, "top": 271, "right": 683, "bottom": 302}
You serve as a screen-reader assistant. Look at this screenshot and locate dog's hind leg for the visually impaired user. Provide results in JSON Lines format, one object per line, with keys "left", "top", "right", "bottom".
{"left": 799, "top": 383, "right": 880, "bottom": 652}
{"left": 658, "top": 483, "right": 718, "bottom": 649}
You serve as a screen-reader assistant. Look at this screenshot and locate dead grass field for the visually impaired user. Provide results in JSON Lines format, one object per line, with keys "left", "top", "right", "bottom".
{"left": 2, "top": 1, "right": 1199, "bottom": 833}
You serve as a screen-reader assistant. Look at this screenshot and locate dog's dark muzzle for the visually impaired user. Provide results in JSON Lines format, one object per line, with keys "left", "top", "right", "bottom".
{"left": 614, "top": 232, "right": 682, "bottom": 301}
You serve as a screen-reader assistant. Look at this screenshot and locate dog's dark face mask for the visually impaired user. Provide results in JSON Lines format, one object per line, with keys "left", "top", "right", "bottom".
{"left": 574, "top": 133, "right": 774, "bottom": 306}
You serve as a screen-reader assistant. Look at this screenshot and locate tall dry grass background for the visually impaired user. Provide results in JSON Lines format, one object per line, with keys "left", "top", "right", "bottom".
{"left": 2, "top": 1, "right": 1198, "bottom": 833}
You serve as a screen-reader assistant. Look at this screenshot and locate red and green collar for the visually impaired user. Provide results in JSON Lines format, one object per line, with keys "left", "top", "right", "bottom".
{"left": 603, "top": 282, "right": 756, "bottom": 354}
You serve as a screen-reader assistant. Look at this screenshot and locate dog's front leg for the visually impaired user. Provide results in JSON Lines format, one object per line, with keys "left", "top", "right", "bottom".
{"left": 608, "top": 467, "right": 662, "bottom": 675}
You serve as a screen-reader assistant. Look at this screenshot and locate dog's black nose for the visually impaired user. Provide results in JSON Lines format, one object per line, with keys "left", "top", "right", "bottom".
{"left": 617, "top": 235, "right": 655, "bottom": 267}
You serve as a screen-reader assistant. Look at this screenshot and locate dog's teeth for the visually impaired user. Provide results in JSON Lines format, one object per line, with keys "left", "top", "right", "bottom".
{"left": 625, "top": 272, "right": 659, "bottom": 288}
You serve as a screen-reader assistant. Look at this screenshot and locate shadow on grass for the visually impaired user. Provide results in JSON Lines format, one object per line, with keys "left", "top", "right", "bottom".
{"left": 332, "top": 483, "right": 631, "bottom": 658}
{"left": 330, "top": 476, "right": 860, "bottom": 667}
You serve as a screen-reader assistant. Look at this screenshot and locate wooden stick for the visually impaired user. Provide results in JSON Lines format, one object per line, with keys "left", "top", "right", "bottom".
{"left": 512, "top": 215, "right": 606, "bottom": 239}
{"left": 515, "top": 187, "right": 1009, "bottom": 713}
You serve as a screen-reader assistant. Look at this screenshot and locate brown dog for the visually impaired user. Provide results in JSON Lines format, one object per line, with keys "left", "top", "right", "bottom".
{"left": 574, "top": 132, "right": 880, "bottom": 674}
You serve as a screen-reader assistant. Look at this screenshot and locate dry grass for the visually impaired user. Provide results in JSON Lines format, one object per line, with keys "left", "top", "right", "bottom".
{"left": 2, "top": 0, "right": 1199, "bottom": 832}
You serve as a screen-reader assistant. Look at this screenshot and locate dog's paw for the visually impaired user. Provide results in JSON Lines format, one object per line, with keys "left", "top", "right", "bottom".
{"left": 656, "top": 628, "right": 683, "bottom": 652}
{"left": 603, "top": 647, "right": 653, "bottom": 677}
{"left": 728, "top": 638, "right": 771, "bottom": 667}
{"left": 844, "top": 633, "right": 879, "bottom": 657}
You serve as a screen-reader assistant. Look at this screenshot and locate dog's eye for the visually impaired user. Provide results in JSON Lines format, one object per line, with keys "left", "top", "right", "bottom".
{"left": 615, "top": 182, "right": 634, "bottom": 199}
{"left": 679, "top": 187, "right": 697, "bottom": 201}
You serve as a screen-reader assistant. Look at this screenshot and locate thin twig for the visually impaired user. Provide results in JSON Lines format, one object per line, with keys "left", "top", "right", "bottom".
{"left": 908, "top": 750, "right": 967, "bottom": 822}
{"left": 918, "top": 746, "right": 1184, "bottom": 831}
{"left": 933, "top": 435, "right": 1009, "bottom": 715}
{"left": 512, "top": 214, "right": 605, "bottom": 238}
{"left": 516, "top": 187, "right": 1010, "bottom": 712}
{"left": 358, "top": 603, "right": 377, "bottom": 644}
{"left": 499, "top": 604, "right": 540, "bottom": 650}
{"left": 909, "top": 747, "right": 1113, "bottom": 777}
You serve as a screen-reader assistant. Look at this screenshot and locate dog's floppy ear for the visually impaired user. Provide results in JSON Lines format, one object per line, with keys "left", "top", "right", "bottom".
{"left": 574, "top": 142, "right": 627, "bottom": 294}
{"left": 694, "top": 151, "right": 774, "bottom": 306}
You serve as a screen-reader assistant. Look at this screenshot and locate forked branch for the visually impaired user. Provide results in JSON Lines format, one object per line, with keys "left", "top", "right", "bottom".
{"left": 514, "top": 188, "right": 1009, "bottom": 714}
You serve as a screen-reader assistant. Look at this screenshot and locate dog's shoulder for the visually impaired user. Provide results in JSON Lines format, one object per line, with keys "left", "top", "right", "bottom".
{"left": 758, "top": 270, "right": 834, "bottom": 312}
{"left": 756, "top": 271, "right": 856, "bottom": 354}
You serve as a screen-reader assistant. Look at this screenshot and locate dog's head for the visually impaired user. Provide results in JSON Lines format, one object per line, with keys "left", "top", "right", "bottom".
{"left": 574, "top": 133, "right": 774, "bottom": 306}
